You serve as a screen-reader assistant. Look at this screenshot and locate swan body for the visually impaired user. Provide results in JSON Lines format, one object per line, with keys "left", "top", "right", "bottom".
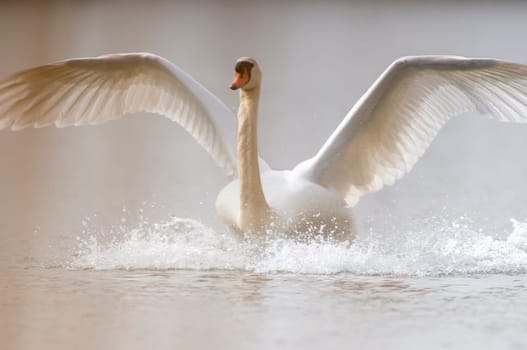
{"left": 216, "top": 170, "right": 353, "bottom": 239}
{"left": 2, "top": 53, "right": 527, "bottom": 240}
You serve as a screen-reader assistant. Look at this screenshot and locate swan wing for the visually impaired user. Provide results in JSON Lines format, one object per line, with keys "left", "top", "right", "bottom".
{"left": 0, "top": 53, "right": 239, "bottom": 176}
{"left": 296, "top": 55, "right": 527, "bottom": 206}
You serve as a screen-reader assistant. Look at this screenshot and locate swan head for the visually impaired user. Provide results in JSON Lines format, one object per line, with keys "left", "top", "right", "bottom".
{"left": 229, "top": 57, "right": 261, "bottom": 91}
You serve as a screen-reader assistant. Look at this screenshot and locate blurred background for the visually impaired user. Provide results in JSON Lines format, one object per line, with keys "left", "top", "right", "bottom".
{"left": 1, "top": 0, "right": 527, "bottom": 271}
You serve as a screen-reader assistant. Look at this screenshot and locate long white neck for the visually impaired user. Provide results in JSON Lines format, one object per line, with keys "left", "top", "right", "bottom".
{"left": 237, "top": 87, "right": 270, "bottom": 233}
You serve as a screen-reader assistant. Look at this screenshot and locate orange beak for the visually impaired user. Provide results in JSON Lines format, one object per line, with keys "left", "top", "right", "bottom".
{"left": 229, "top": 70, "right": 250, "bottom": 90}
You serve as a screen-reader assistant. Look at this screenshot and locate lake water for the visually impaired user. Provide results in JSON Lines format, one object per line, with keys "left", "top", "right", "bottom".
{"left": 2, "top": 1, "right": 527, "bottom": 349}
{"left": 4, "top": 216, "right": 527, "bottom": 349}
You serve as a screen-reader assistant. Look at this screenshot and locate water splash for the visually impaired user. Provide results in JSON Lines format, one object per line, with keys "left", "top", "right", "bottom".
{"left": 69, "top": 216, "right": 527, "bottom": 276}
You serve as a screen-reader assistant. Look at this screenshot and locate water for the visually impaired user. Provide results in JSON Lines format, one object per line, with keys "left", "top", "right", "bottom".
{"left": 3, "top": 1, "right": 527, "bottom": 349}
{"left": 70, "top": 216, "right": 527, "bottom": 276}
{"left": 5, "top": 271, "right": 527, "bottom": 350}
{"left": 4, "top": 215, "right": 527, "bottom": 350}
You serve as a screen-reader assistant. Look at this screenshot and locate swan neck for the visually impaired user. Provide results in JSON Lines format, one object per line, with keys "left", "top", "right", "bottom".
{"left": 237, "top": 88, "right": 259, "bottom": 122}
{"left": 237, "top": 87, "right": 270, "bottom": 232}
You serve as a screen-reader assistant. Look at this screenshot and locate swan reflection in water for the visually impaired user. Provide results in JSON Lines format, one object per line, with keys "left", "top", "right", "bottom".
{"left": 1, "top": 54, "right": 527, "bottom": 240}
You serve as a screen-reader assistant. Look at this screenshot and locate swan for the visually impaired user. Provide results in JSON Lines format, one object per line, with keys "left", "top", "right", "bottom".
{"left": 1, "top": 53, "right": 527, "bottom": 240}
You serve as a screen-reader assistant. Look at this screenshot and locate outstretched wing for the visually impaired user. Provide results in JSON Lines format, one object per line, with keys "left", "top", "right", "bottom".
{"left": 295, "top": 55, "right": 527, "bottom": 206}
{"left": 0, "top": 53, "right": 239, "bottom": 176}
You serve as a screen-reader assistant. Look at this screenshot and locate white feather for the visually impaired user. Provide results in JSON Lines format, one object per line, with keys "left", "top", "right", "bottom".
{"left": 295, "top": 56, "right": 527, "bottom": 205}
{"left": 0, "top": 52, "right": 240, "bottom": 176}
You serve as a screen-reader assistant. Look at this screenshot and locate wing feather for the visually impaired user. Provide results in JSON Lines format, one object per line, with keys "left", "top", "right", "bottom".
{"left": 296, "top": 56, "right": 527, "bottom": 206}
{"left": 0, "top": 53, "right": 241, "bottom": 176}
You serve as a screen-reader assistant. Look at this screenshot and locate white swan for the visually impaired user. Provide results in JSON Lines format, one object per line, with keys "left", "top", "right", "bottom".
{"left": 1, "top": 53, "right": 527, "bottom": 240}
